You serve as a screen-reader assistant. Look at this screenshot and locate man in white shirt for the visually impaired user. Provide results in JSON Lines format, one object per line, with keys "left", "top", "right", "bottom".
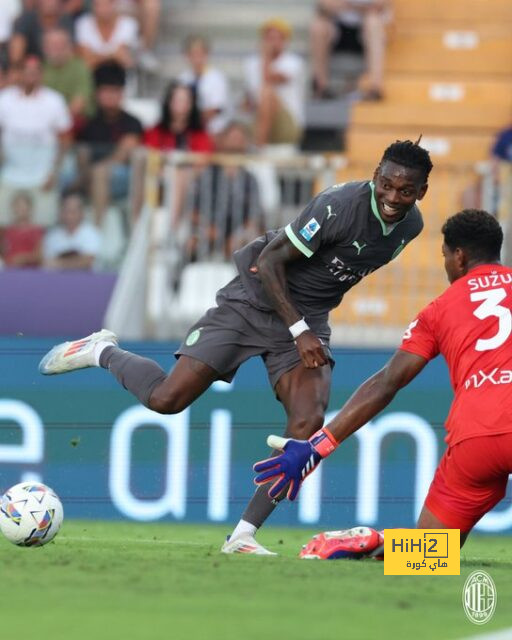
{"left": 76, "top": 0, "right": 139, "bottom": 69}
{"left": 178, "top": 34, "right": 231, "bottom": 136}
{"left": 43, "top": 191, "right": 101, "bottom": 269}
{"left": 244, "top": 18, "right": 305, "bottom": 148}
{"left": 0, "top": 55, "right": 72, "bottom": 225}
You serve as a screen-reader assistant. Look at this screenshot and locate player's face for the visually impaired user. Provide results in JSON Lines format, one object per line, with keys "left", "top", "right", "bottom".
{"left": 373, "top": 161, "right": 427, "bottom": 224}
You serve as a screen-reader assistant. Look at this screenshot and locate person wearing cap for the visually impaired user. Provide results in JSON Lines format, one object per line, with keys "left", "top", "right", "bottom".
{"left": 75, "top": 60, "right": 142, "bottom": 224}
{"left": 244, "top": 18, "right": 305, "bottom": 148}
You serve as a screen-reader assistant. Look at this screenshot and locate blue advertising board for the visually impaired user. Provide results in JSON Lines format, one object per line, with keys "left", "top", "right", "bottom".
{"left": 0, "top": 338, "right": 511, "bottom": 532}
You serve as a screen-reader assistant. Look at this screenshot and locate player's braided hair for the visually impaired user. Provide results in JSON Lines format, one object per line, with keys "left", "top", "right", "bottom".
{"left": 381, "top": 139, "right": 433, "bottom": 181}
{"left": 442, "top": 209, "right": 502, "bottom": 262}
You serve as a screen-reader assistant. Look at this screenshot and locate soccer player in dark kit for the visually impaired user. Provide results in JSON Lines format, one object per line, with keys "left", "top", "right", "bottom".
{"left": 39, "top": 139, "right": 433, "bottom": 554}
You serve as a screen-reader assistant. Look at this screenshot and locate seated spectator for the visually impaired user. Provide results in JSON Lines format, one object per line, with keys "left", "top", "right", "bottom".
{"left": 0, "top": 0, "right": 21, "bottom": 68}
{"left": 244, "top": 18, "right": 305, "bottom": 148}
{"left": 43, "top": 191, "right": 101, "bottom": 269}
{"left": 0, "top": 55, "right": 72, "bottom": 227}
{"left": 74, "top": 61, "right": 142, "bottom": 224}
{"left": 310, "top": 0, "right": 390, "bottom": 100}
{"left": 43, "top": 27, "right": 94, "bottom": 130}
{"left": 0, "top": 190, "right": 44, "bottom": 267}
{"left": 144, "top": 81, "right": 214, "bottom": 153}
{"left": 183, "top": 121, "right": 264, "bottom": 261}
{"left": 9, "top": 0, "right": 74, "bottom": 64}
{"left": 178, "top": 34, "right": 231, "bottom": 135}
{"left": 76, "top": 0, "right": 139, "bottom": 69}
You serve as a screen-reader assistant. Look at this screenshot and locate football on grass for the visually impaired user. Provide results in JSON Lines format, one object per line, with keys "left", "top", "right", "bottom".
{"left": 0, "top": 482, "right": 64, "bottom": 547}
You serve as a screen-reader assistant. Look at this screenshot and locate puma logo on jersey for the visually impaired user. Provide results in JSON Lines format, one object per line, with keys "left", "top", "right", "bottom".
{"left": 464, "top": 367, "right": 512, "bottom": 389}
{"left": 352, "top": 240, "right": 367, "bottom": 255}
{"left": 326, "top": 205, "right": 336, "bottom": 219}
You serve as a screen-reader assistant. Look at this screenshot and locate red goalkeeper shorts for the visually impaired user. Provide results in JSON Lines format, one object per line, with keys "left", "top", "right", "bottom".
{"left": 424, "top": 432, "right": 512, "bottom": 532}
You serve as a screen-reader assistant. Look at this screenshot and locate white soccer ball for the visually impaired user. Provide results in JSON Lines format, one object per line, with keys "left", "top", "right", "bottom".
{"left": 0, "top": 482, "right": 64, "bottom": 547}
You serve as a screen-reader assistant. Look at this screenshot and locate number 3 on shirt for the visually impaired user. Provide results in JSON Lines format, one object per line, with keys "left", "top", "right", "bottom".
{"left": 470, "top": 288, "right": 512, "bottom": 351}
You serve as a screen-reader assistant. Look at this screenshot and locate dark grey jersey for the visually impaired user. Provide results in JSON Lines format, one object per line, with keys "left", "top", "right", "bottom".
{"left": 231, "top": 180, "right": 423, "bottom": 317}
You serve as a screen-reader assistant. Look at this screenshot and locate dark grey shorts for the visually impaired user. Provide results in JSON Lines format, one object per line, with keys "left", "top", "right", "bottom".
{"left": 175, "top": 285, "right": 333, "bottom": 389}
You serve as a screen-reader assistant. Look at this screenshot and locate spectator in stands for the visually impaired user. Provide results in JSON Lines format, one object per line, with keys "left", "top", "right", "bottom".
{"left": 76, "top": 0, "right": 139, "bottom": 69}
{"left": 9, "top": 0, "right": 74, "bottom": 64}
{"left": 144, "top": 81, "right": 214, "bottom": 153}
{"left": 244, "top": 18, "right": 305, "bottom": 148}
{"left": 0, "top": 190, "right": 44, "bottom": 267}
{"left": 43, "top": 191, "right": 101, "bottom": 269}
{"left": 0, "top": 55, "right": 72, "bottom": 226}
{"left": 76, "top": 61, "right": 142, "bottom": 224}
{"left": 0, "top": 0, "right": 21, "bottom": 68}
{"left": 310, "top": 0, "right": 390, "bottom": 100}
{"left": 178, "top": 34, "right": 231, "bottom": 136}
{"left": 184, "top": 120, "right": 264, "bottom": 261}
{"left": 42, "top": 27, "right": 94, "bottom": 129}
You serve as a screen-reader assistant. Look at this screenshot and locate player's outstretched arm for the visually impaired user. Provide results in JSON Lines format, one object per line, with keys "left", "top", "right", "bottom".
{"left": 254, "top": 350, "right": 428, "bottom": 500}
{"left": 256, "top": 231, "right": 328, "bottom": 368}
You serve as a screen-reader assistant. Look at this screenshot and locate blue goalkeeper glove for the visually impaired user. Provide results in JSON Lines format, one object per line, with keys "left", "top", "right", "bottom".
{"left": 253, "top": 427, "right": 338, "bottom": 501}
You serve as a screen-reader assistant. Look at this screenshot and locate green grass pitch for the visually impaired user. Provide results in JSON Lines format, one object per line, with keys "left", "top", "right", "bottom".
{"left": 1, "top": 521, "right": 511, "bottom": 640}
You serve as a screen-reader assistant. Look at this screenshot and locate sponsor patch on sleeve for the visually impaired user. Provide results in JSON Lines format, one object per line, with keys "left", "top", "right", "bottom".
{"left": 299, "top": 218, "right": 321, "bottom": 242}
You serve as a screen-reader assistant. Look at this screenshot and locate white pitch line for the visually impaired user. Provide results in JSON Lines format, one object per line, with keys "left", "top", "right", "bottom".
{"left": 59, "top": 536, "right": 212, "bottom": 547}
{"left": 461, "top": 627, "right": 512, "bottom": 640}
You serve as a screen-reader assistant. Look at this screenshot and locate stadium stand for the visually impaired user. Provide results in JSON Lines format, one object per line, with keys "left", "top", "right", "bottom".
{"left": 3, "top": 0, "right": 512, "bottom": 345}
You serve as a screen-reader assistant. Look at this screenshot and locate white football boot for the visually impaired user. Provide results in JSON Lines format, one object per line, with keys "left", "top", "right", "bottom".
{"left": 39, "top": 329, "right": 118, "bottom": 375}
{"left": 221, "top": 534, "right": 277, "bottom": 556}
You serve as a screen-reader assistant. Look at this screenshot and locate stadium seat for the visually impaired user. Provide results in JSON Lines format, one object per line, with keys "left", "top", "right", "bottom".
{"left": 345, "top": 128, "right": 494, "bottom": 167}
{"left": 392, "top": 0, "right": 512, "bottom": 25}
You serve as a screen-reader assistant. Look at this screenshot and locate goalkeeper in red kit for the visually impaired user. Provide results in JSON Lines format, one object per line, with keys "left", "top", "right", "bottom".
{"left": 255, "top": 209, "right": 512, "bottom": 554}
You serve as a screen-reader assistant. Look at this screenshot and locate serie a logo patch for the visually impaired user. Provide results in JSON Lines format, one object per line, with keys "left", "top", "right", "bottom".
{"left": 384, "top": 529, "right": 460, "bottom": 575}
{"left": 299, "top": 218, "right": 320, "bottom": 242}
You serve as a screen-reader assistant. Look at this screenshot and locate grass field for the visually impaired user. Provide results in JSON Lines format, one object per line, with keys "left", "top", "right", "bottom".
{"left": 1, "top": 521, "right": 511, "bottom": 640}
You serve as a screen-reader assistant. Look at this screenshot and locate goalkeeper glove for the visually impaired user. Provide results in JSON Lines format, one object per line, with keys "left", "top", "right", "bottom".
{"left": 253, "top": 427, "right": 338, "bottom": 501}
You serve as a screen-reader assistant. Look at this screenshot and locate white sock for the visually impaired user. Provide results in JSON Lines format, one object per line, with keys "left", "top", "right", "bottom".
{"left": 230, "top": 519, "right": 257, "bottom": 540}
{"left": 93, "top": 341, "right": 115, "bottom": 366}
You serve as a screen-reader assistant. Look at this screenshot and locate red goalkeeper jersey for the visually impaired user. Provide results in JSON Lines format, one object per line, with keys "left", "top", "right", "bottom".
{"left": 399, "top": 264, "right": 512, "bottom": 446}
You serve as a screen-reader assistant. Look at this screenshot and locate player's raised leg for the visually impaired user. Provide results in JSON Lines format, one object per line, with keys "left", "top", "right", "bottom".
{"left": 39, "top": 331, "right": 219, "bottom": 413}
{"left": 222, "top": 363, "right": 331, "bottom": 555}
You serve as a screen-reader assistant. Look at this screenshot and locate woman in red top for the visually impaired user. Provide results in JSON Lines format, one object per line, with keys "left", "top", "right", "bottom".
{"left": 144, "top": 81, "right": 214, "bottom": 152}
